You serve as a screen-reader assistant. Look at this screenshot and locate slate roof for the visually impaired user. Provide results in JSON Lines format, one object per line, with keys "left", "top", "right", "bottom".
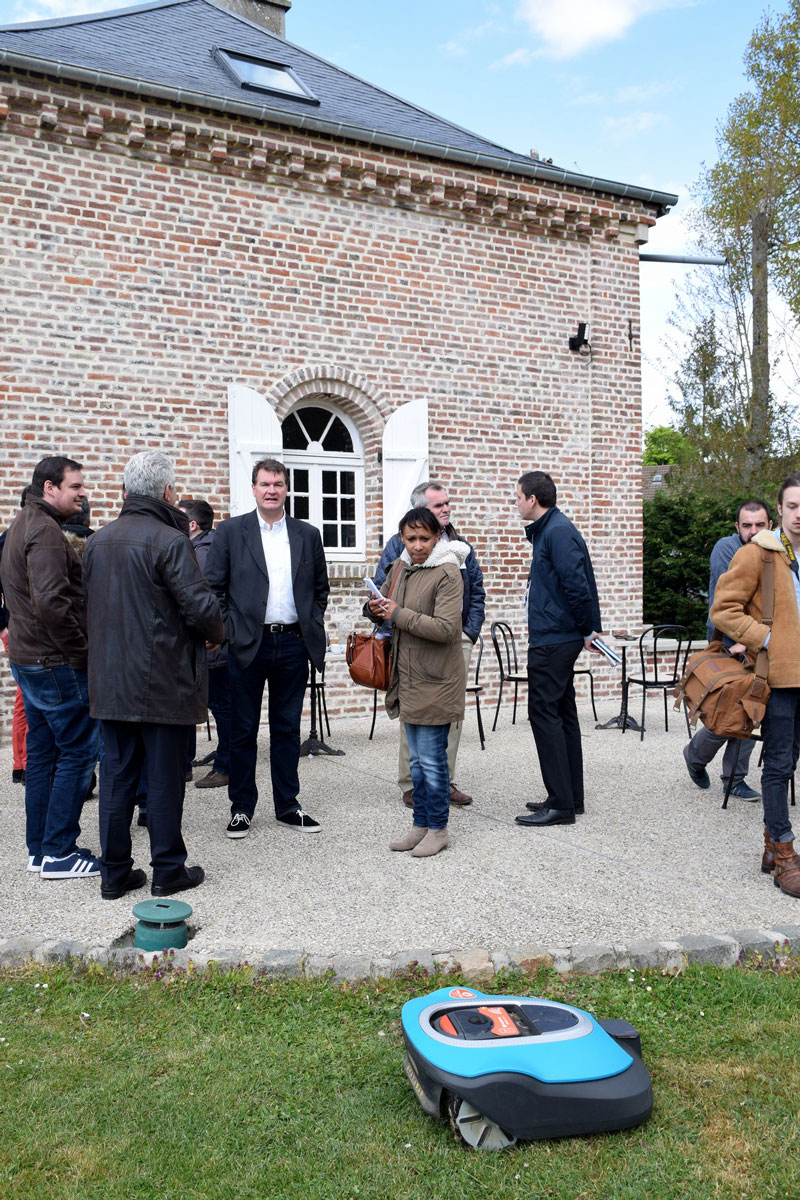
{"left": 0, "top": 0, "right": 678, "bottom": 210}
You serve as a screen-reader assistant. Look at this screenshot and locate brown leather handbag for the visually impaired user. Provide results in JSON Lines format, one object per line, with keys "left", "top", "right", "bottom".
{"left": 345, "top": 564, "right": 402, "bottom": 691}
{"left": 674, "top": 550, "right": 773, "bottom": 739}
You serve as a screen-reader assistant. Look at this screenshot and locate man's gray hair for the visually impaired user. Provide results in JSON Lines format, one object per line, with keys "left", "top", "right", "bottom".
{"left": 410, "top": 480, "right": 447, "bottom": 506}
{"left": 124, "top": 451, "right": 176, "bottom": 500}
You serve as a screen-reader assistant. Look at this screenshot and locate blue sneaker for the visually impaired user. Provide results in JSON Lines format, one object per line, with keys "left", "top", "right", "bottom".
{"left": 41, "top": 850, "right": 101, "bottom": 879}
{"left": 27, "top": 854, "right": 43, "bottom": 873}
{"left": 728, "top": 781, "right": 761, "bottom": 802}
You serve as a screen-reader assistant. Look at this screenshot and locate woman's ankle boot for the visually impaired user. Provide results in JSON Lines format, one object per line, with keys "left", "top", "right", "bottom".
{"left": 772, "top": 839, "right": 800, "bottom": 898}
{"left": 390, "top": 826, "right": 428, "bottom": 852}
{"left": 410, "top": 828, "right": 449, "bottom": 857}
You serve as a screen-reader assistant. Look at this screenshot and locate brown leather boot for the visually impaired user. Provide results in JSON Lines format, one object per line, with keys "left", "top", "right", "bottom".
{"left": 772, "top": 839, "right": 800, "bottom": 898}
{"left": 761, "top": 827, "right": 775, "bottom": 875}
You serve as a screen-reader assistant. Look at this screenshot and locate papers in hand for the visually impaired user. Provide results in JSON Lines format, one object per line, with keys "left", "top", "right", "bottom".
{"left": 591, "top": 637, "right": 623, "bottom": 666}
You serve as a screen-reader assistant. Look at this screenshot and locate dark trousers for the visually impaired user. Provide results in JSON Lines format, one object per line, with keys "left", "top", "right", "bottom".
{"left": 527, "top": 641, "right": 584, "bottom": 814}
{"left": 760, "top": 687, "right": 800, "bottom": 843}
{"left": 227, "top": 628, "right": 309, "bottom": 819}
{"left": 186, "top": 665, "right": 232, "bottom": 775}
{"left": 99, "top": 720, "right": 190, "bottom": 889}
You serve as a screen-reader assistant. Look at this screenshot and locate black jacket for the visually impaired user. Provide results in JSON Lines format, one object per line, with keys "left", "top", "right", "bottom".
{"left": 525, "top": 507, "right": 601, "bottom": 647}
{"left": 205, "top": 510, "right": 329, "bottom": 672}
{"left": 83, "top": 495, "right": 224, "bottom": 724}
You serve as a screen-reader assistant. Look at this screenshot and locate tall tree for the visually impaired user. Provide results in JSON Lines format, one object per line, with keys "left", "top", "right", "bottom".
{"left": 692, "top": 0, "right": 800, "bottom": 485}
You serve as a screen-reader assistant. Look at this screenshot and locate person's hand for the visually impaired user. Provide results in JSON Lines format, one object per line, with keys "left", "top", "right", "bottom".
{"left": 728, "top": 642, "right": 747, "bottom": 656}
{"left": 584, "top": 632, "right": 602, "bottom": 654}
{"left": 368, "top": 596, "right": 397, "bottom": 620}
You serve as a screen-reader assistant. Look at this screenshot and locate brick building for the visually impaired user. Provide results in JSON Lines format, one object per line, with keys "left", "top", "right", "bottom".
{"left": 0, "top": 0, "right": 677, "bottom": 725}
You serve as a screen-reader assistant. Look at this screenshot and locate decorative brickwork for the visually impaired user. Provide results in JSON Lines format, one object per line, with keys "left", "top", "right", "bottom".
{"left": 0, "top": 72, "right": 656, "bottom": 732}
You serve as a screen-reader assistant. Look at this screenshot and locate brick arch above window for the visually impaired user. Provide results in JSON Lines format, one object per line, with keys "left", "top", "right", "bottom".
{"left": 267, "top": 365, "right": 390, "bottom": 441}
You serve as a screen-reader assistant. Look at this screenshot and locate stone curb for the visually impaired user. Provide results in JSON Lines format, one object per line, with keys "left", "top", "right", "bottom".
{"left": 2, "top": 927, "right": 799, "bottom": 979}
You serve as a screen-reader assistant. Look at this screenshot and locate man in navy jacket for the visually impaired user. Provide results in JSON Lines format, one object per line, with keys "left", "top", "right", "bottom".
{"left": 513, "top": 471, "right": 602, "bottom": 827}
{"left": 375, "top": 480, "right": 485, "bottom": 806}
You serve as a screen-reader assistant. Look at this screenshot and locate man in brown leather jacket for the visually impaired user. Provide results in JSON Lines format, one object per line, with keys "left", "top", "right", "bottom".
{"left": 0, "top": 456, "right": 101, "bottom": 879}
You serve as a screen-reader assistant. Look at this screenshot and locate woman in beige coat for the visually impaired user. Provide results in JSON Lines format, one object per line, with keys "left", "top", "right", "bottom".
{"left": 369, "top": 507, "right": 468, "bottom": 857}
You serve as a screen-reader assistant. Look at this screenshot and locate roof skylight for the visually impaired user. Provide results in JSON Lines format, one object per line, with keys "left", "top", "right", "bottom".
{"left": 214, "top": 48, "right": 318, "bottom": 104}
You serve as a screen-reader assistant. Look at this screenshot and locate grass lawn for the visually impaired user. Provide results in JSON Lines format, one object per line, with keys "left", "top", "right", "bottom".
{"left": 1, "top": 955, "right": 799, "bottom": 1200}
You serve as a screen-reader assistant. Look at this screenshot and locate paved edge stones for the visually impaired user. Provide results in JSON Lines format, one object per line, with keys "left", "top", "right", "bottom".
{"left": 2, "top": 927, "right": 800, "bottom": 979}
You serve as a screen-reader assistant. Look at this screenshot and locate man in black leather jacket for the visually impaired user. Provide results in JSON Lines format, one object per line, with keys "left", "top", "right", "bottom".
{"left": 83, "top": 452, "right": 224, "bottom": 899}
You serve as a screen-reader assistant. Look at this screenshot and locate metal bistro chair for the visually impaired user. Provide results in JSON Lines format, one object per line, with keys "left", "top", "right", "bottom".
{"left": 490, "top": 621, "right": 528, "bottom": 731}
{"left": 623, "top": 624, "right": 692, "bottom": 742}
{"left": 466, "top": 633, "right": 486, "bottom": 750}
{"left": 573, "top": 661, "right": 598, "bottom": 722}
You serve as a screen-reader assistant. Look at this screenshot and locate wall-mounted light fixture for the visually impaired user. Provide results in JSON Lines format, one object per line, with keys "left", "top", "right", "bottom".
{"left": 568, "top": 322, "right": 590, "bottom": 353}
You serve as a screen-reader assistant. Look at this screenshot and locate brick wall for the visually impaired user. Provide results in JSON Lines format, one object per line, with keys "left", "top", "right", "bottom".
{"left": 0, "top": 73, "right": 654, "bottom": 733}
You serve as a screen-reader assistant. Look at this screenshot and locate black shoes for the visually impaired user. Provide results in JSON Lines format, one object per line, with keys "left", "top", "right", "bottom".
{"left": 526, "top": 800, "right": 584, "bottom": 815}
{"left": 151, "top": 865, "right": 205, "bottom": 896}
{"left": 101, "top": 867, "right": 147, "bottom": 900}
{"left": 515, "top": 807, "right": 576, "bottom": 826}
{"left": 683, "top": 746, "right": 710, "bottom": 789}
{"left": 226, "top": 812, "right": 252, "bottom": 839}
{"left": 276, "top": 809, "right": 321, "bottom": 832}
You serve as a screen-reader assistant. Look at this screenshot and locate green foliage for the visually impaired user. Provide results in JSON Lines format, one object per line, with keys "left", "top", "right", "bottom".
{"left": 642, "top": 424, "right": 693, "bottom": 466}
{"left": 643, "top": 488, "right": 739, "bottom": 635}
{"left": 698, "top": 0, "right": 800, "bottom": 312}
{"left": 1, "top": 961, "right": 800, "bottom": 1199}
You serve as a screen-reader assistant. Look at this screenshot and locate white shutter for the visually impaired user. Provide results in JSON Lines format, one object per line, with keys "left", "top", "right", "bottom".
{"left": 382, "top": 399, "right": 429, "bottom": 542}
{"left": 227, "top": 384, "right": 283, "bottom": 515}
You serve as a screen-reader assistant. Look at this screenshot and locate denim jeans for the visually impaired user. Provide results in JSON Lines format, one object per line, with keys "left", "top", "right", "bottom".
{"left": 685, "top": 724, "right": 757, "bottom": 786}
{"left": 760, "top": 687, "right": 800, "bottom": 843}
{"left": 405, "top": 723, "right": 451, "bottom": 831}
{"left": 11, "top": 662, "right": 100, "bottom": 859}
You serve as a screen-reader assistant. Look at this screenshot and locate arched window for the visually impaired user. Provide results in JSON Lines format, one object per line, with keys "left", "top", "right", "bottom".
{"left": 282, "top": 400, "right": 365, "bottom": 559}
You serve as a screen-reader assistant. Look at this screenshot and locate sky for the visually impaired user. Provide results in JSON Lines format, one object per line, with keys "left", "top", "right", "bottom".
{"left": 0, "top": 0, "right": 773, "bottom": 427}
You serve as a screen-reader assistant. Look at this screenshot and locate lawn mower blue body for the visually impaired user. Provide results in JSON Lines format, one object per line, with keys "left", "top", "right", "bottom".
{"left": 401, "top": 987, "right": 653, "bottom": 1147}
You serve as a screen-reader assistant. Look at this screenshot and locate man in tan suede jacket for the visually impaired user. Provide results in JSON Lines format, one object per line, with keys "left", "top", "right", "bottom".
{"left": 711, "top": 472, "right": 800, "bottom": 898}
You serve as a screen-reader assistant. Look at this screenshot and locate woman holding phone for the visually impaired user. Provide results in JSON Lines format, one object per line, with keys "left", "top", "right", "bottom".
{"left": 368, "top": 506, "right": 468, "bottom": 857}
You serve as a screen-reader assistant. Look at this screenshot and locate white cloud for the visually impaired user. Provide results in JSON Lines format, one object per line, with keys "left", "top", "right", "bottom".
{"left": 6, "top": 0, "right": 114, "bottom": 21}
{"left": 440, "top": 19, "right": 501, "bottom": 59}
{"left": 490, "top": 46, "right": 534, "bottom": 69}
{"left": 603, "top": 110, "right": 665, "bottom": 139}
{"left": 515, "top": 0, "right": 689, "bottom": 59}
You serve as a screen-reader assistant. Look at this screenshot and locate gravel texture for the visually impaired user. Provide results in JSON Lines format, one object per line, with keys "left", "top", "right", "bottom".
{"left": 2, "top": 700, "right": 799, "bottom": 970}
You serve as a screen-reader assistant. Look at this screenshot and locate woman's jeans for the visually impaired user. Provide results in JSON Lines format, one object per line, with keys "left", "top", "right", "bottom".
{"left": 760, "top": 686, "right": 800, "bottom": 843}
{"left": 11, "top": 662, "right": 99, "bottom": 859}
{"left": 405, "top": 722, "right": 451, "bottom": 831}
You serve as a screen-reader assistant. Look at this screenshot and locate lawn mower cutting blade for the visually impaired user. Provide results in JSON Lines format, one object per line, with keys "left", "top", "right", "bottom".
{"left": 401, "top": 986, "right": 653, "bottom": 1148}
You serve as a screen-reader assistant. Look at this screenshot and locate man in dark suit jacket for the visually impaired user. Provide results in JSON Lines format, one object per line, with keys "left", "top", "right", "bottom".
{"left": 206, "top": 457, "right": 329, "bottom": 837}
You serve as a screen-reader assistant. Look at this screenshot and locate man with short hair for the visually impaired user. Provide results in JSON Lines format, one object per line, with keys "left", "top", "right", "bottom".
{"left": 375, "top": 480, "right": 485, "bottom": 807}
{"left": 0, "top": 456, "right": 100, "bottom": 877}
{"left": 711, "top": 473, "right": 800, "bottom": 897}
{"left": 206, "top": 457, "right": 329, "bottom": 837}
{"left": 683, "top": 499, "right": 772, "bottom": 800}
{"left": 83, "top": 451, "right": 224, "bottom": 898}
{"left": 512, "top": 471, "right": 602, "bottom": 827}
{"left": 178, "top": 497, "right": 232, "bottom": 790}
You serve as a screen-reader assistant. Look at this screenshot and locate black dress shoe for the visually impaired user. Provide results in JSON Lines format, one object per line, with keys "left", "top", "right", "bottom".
{"left": 526, "top": 800, "right": 584, "bottom": 815}
{"left": 101, "top": 867, "right": 147, "bottom": 900}
{"left": 515, "top": 807, "right": 576, "bottom": 826}
{"left": 151, "top": 864, "right": 205, "bottom": 896}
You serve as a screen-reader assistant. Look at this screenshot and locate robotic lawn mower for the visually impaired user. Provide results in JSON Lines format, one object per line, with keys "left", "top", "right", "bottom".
{"left": 401, "top": 986, "right": 653, "bottom": 1149}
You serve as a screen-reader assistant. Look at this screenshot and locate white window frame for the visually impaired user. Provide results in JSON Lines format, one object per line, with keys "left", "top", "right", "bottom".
{"left": 283, "top": 400, "right": 366, "bottom": 562}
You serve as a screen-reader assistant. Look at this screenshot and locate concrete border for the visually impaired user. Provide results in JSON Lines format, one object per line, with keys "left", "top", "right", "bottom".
{"left": 2, "top": 927, "right": 799, "bottom": 981}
